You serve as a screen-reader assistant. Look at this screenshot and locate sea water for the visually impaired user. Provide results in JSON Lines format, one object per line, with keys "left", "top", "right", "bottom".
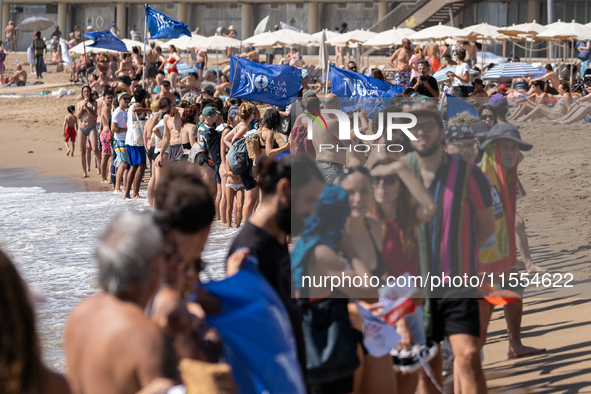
{"left": 0, "top": 186, "right": 237, "bottom": 371}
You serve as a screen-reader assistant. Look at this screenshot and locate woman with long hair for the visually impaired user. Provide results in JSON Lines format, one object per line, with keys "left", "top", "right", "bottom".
{"left": 410, "top": 46, "right": 430, "bottom": 80}
{"left": 227, "top": 102, "right": 259, "bottom": 221}
{"left": 0, "top": 249, "right": 71, "bottom": 394}
{"left": 76, "top": 85, "right": 100, "bottom": 178}
{"left": 519, "top": 82, "right": 572, "bottom": 121}
{"left": 167, "top": 45, "right": 181, "bottom": 92}
{"left": 154, "top": 46, "right": 166, "bottom": 92}
{"left": 369, "top": 156, "right": 437, "bottom": 394}
{"left": 180, "top": 103, "right": 200, "bottom": 158}
{"left": 258, "top": 108, "right": 290, "bottom": 160}
{"left": 214, "top": 74, "right": 231, "bottom": 98}
{"left": 448, "top": 48, "right": 473, "bottom": 97}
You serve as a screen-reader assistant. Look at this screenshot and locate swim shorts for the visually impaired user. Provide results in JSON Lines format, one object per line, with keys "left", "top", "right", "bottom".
{"left": 119, "top": 76, "right": 132, "bottom": 86}
{"left": 126, "top": 145, "right": 146, "bottom": 166}
{"left": 195, "top": 62, "right": 204, "bottom": 70}
{"left": 113, "top": 140, "right": 130, "bottom": 164}
{"left": 64, "top": 127, "right": 77, "bottom": 142}
{"left": 100, "top": 131, "right": 112, "bottom": 155}
{"left": 168, "top": 144, "right": 184, "bottom": 163}
{"left": 428, "top": 291, "right": 480, "bottom": 343}
{"left": 146, "top": 63, "right": 158, "bottom": 79}
{"left": 395, "top": 70, "right": 412, "bottom": 88}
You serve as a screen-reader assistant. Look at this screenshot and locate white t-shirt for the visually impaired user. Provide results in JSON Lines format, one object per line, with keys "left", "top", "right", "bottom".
{"left": 452, "top": 63, "right": 472, "bottom": 87}
{"left": 125, "top": 104, "right": 145, "bottom": 146}
{"left": 112, "top": 107, "right": 127, "bottom": 141}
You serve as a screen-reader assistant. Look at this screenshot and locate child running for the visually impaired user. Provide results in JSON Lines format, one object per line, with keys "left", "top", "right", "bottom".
{"left": 225, "top": 164, "right": 245, "bottom": 229}
{"left": 63, "top": 106, "right": 77, "bottom": 156}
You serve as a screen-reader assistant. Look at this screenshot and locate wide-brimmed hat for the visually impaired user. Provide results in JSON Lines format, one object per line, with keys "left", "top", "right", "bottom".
{"left": 479, "top": 123, "right": 533, "bottom": 151}
{"left": 470, "top": 121, "right": 491, "bottom": 139}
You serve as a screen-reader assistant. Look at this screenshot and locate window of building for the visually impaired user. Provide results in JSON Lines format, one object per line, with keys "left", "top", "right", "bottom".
{"left": 10, "top": 4, "right": 46, "bottom": 13}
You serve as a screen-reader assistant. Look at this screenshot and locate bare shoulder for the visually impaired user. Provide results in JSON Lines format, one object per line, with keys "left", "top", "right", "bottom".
{"left": 366, "top": 217, "right": 383, "bottom": 240}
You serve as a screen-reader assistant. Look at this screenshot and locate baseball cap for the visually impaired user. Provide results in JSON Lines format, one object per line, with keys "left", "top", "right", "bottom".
{"left": 112, "top": 22, "right": 117, "bottom": 26}
{"left": 445, "top": 125, "right": 474, "bottom": 143}
{"left": 470, "top": 121, "right": 491, "bottom": 139}
{"left": 488, "top": 93, "right": 508, "bottom": 109}
{"left": 498, "top": 84, "right": 507, "bottom": 92}
{"left": 479, "top": 123, "right": 533, "bottom": 151}
{"left": 407, "top": 102, "right": 444, "bottom": 130}
{"left": 228, "top": 105, "right": 238, "bottom": 118}
{"left": 117, "top": 92, "right": 130, "bottom": 100}
{"left": 202, "top": 107, "right": 220, "bottom": 117}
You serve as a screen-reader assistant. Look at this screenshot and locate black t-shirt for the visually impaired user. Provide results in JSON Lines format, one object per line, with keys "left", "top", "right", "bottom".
{"left": 227, "top": 221, "right": 306, "bottom": 375}
{"left": 409, "top": 75, "right": 439, "bottom": 97}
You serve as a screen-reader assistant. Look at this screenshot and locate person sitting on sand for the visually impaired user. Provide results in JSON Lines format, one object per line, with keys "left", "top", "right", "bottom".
{"left": 507, "top": 81, "right": 547, "bottom": 121}
{"left": 214, "top": 74, "right": 231, "bottom": 98}
{"left": 154, "top": 80, "right": 176, "bottom": 104}
{"left": 518, "top": 82, "right": 572, "bottom": 122}
{"left": 531, "top": 64, "right": 561, "bottom": 95}
{"left": 46, "top": 48, "right": 62, "bottom": 66}
{"left": 552, "top": 79, "right": 591, "bottom": 124}
{"left": 63, "top": 106, "right": 77, "bottom": 157}
{"left": 179, "top": 72, "right": 202, "bottom": 96}
{"left": 240, "top": 47, "right": 260, "bottom": 63}
{"left": 69, "top": 53, "right": 90, "bottom": 83}
{"left": 64, "top": 212, "right": 177, "bottom": 394}
{"left": 3, "top": 63, "right": 27, "bottom": 86}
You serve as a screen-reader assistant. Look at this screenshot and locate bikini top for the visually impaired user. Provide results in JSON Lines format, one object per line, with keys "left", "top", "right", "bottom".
{"left": 167, "top": 55, "right": 176, "bottom": 64}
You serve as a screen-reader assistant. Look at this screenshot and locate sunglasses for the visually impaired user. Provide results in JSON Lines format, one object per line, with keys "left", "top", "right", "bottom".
{"left": 348, "top": 66, "right": 357, "bottom": 70}
{"left": 481, "top": 114, "right": 496, "bottom": 120}
{"left": 372, "top": 176, "right": 398, "bottom": 185}
{"left": 121, "top": 97, "right": 131, "bottom": 101}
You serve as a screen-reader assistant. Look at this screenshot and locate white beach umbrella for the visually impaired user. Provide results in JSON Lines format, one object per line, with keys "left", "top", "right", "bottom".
{"left": 312, "top": 29, "right": 341, "bottom": 42}
{"left": 16, "top": 16, "right": 54, "bottom": 32}
{"left": 408, "top": 23, "right": 464, "bottom": 42}
{"left": 537, "top": 21, "right": 591, "bottom": 40}
{"left": 69, "top": 41, "right": 113, "bottom": 54}
{"left": 243, "top": 31, "right": 275, "bottom": 46}
{"left": 164, "top": 34, "right": 205, "bottom": 50}
{"left": 498, "top": 20, "right": 546, "bottom": 36}
{"left": 460, "top": 23, "right": 502, "bottom": 40}
{"left": 121, "top": 38, "right": 145, "bottom": 52}
{"left": 318, "top": 30, "right": 329, "bottom": 71}
{"left": 250, "top": 29, "right": 314, "bottom": 48}
{"left": 363, "top": 28, "right": 417, "bottom": 48}
{"left": 326, "top": 29, "right": 377, "bottom": 47}
{"left": 192, "top": 35, "right": 242, "bottom": 51}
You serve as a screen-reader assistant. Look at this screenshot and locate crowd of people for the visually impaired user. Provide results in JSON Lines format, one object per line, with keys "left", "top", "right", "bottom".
{"left": 2, "top": 49, "right": 558, "bottom": 393}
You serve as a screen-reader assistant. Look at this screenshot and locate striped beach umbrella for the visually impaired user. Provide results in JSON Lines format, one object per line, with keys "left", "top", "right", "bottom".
{"left": 482, "top": 62, "right": 544, "bottom": 80}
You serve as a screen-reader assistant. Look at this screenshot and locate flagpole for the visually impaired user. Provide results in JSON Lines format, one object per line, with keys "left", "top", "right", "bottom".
{"left": 143, "top": 3, "right": 148, "bottom": 88}
{"left": 229, "top": 44, "right": 242, "bottom": 97}
{"left": 82, "top": 38, "right": 88, "bottom": 82}
{"left": 325, "top": 64, "right": 330, "bottom": 95}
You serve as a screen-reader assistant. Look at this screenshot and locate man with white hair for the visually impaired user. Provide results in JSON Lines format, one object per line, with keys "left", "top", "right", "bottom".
{"left": 5, "top": 21, "right": 18, "bottom": 52}
{"left": 65, "top": 212, "right": 177, "bottom": 394}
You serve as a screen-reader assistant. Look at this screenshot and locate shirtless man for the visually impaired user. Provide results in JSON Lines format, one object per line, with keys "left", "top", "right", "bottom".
{"left": 388, "top": 38, "right": 413, "bottom": 88}
{"left": 88, "top": 73, "right": 102, "bottom": 92}
{"left": 76, "top": 86, "right": 100, "bottom": 178}
{"left": 532, "top": 64, "right": 561, "bottom": 95}
{"left": 4, "top": 64, "right": 27, "bottom": 86}
{"left": 240, "top": 47, "right": 259, "bottom": 63}
{"left": 459, "top": 42, "right": 477, "bottom": 67}
{"left": 156, "top": 97, "right": 183, "bottom": 167}
{"left": 99, "top": 89, "right": 114, "bottom": 183}
{"left": 424, "top": 40, "right": 440, "bottom": 72}
{"left": 154, "top": 80, "right": 176, "bottom": 103}
{"left": 194, "top": 48, "right": 208, "bottom": 77}
{"left": 5, "top": 21, "right": 18, "bottom": 52}
{"left": 64, "top": 212, "right": 176, "bottom": 394}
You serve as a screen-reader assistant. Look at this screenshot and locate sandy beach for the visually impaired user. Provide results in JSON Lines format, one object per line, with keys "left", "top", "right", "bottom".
{"left": 1, "top": 50, "right": 591, "bottom": 391}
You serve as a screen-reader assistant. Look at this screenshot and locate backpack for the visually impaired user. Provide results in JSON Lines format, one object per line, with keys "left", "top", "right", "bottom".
{"left": 227, "top": 138, "right": 249, "bottom": 175}
{"left": 291, "top": 114, "right": 316, "bottom": 160}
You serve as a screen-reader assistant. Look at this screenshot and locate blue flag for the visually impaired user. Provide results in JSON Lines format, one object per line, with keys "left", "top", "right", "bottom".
{"left": 145, "top": 6, "right": 191, "bottom": 39}
{"left": 82, "top": 31, "right": 127, "bottom": 52}
{"left": 202, "top": 261, "right": 306, "bottom": 394}
{"left": 329, "top": 65, "right": 404, "bottom": 118}
{"left": 445, "top": 94, "right": 478, "bottom": 121}
{"left": 229, "top": 55, "right": 301, "bottom": 107}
